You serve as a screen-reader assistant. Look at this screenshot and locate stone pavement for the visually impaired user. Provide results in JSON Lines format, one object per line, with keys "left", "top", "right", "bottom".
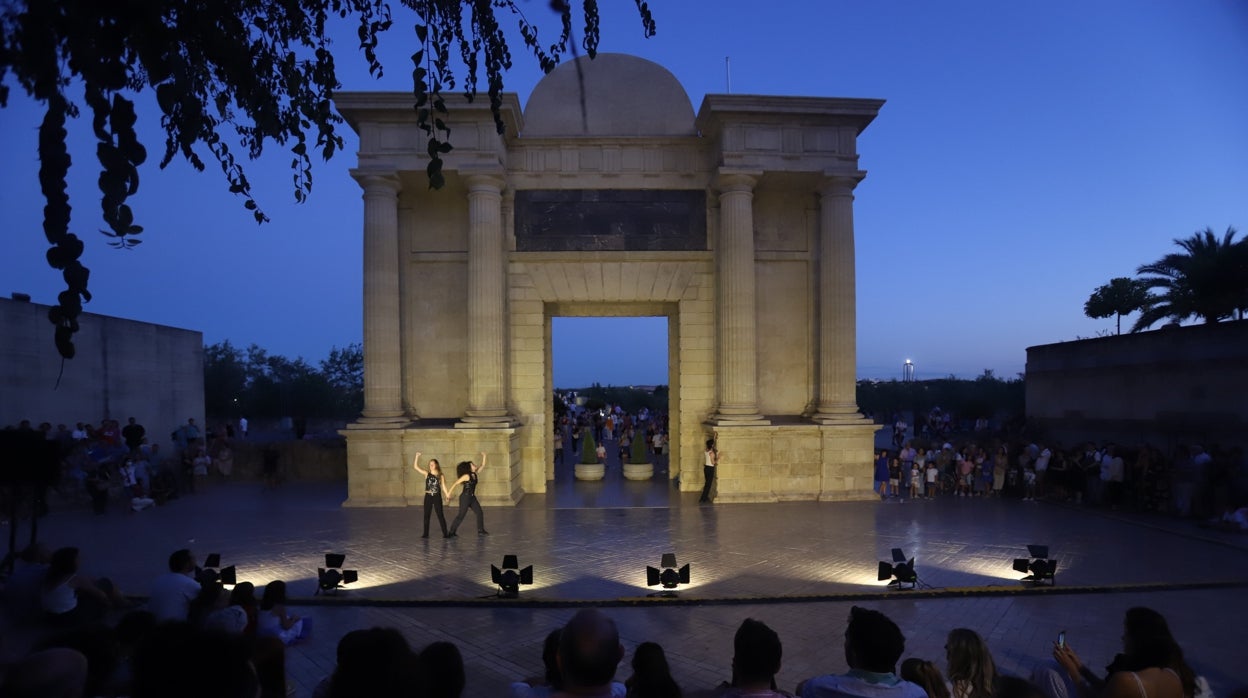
{"left": 9, "top": 475, "right": 1248, "bottom": 696}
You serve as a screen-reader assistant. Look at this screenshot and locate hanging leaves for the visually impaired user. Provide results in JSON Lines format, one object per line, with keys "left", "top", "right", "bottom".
{"left": 1, "top": 0, "right": 654, "bottom": 358}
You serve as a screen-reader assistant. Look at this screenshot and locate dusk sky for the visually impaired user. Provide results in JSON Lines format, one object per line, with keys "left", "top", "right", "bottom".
{"left": 2, "top": 2, "right": 1245, "bottom": 388}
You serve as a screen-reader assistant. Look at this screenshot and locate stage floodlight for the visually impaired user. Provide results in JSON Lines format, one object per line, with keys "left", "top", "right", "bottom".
{"left": 317, "top": 553, "right": 358, "bottom": 595}
{"left": 490, "top": 554, "right": 534, "bottom": 598}
{"left": 877, "top": 547, "right": 917, "bottom": 590}
{"left": 645, "top": 553, "right": 690, "bottom": 595}
{"left": 196, "top": 554, "right": 236, "bottom": 587}
{"left": 1013, "top": 544, "right": 1057, "bottom": 585}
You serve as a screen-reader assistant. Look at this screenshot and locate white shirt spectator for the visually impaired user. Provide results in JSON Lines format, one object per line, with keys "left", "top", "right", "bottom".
{"left": 148, "top": 571, "right": 201, "bottom": 621}
{"left": 1035, "top": 448, "right": 1051, "bottom": 472}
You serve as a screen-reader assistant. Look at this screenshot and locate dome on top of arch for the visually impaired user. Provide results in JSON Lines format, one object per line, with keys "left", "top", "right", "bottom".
{"left": 522, "top": 54, "right": 695, "bottom": 137}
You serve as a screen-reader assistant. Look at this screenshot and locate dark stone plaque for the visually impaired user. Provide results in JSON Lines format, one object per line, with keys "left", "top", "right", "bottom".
{"left": 515, "top": 190, "right": 706, "bottom": 252}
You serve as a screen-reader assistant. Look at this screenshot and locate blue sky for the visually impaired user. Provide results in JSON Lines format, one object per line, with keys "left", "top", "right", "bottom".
{"left": 2, "top": 1, "right": 1245, "bottom": 387}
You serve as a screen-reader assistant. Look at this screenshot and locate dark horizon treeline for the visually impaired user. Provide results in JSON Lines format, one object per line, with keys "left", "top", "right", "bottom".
{"left": 203, "top": 341, "right": 362, "bottom": 420}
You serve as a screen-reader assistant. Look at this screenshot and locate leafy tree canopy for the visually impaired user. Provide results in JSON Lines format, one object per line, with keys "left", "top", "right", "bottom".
{"left": 1084, "top": 277, "right": 1149, "bottom": 335}
{"left": 0, "top": 0, "right": 654, "bottom": 358}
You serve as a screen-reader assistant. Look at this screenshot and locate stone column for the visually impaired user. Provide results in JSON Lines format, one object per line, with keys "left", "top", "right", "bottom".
{"left": 711, "top": 171, "right": 768, "bottom": 425}
{"left": 356, "top": 173, "right": 406, "bottom": 424}
{"left": 461, "top": 173, "right": 513, "bottom": 425}
{"left": 814, "top": 173, "right": 866, "bottom": 423}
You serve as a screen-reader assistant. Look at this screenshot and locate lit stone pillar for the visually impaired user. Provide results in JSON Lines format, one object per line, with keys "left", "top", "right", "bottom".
{"left": 814, "top": 173, "right": 866, "bottom": 423}
{"left": 711, "top": 171, "right": 768, "bottom": 425}
{"left": 356, "top": 173, "right": 406, "bottom": 423}
{"left": 461, "top": 173, "right": 512, "bottom": 425}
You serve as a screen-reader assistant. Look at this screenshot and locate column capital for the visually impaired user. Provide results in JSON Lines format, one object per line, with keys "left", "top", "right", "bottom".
{"left": 714, "top": 169, "right": 762, "bottom": 194}
{"left": 351, "top": 171, "right": 401, "bottom": 194}
{"left": 819, "top": 171, "right": 865, "bottom": 197}
{"left": 461, "top": 171, "right": 506, "bottom": 194}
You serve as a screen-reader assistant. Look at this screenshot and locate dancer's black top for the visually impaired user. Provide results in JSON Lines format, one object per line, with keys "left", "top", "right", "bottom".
{"left": 425, "top": 473, "right": 441, "bottom": 496}
{"left": 462, "top": 472, "right": 477, "bottom": 498}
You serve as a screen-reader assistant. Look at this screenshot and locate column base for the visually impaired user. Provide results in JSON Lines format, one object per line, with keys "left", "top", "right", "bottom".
{"left": 456, "top": 415, "right": 519, "bottom": 429}
{"left": 350, "top": 413, "right": 412, "bottom": 428}
{"left": 707, "top": 414, "right": 771, "bottom": 426}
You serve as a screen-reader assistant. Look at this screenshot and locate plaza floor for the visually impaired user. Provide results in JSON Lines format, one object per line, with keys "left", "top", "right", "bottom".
{"left": 9, "top": 468, "right": 1248, "bottom": 697}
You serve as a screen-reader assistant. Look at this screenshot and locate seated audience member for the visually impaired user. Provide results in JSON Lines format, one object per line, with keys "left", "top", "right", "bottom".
{"left": 0, "top": 647, "right": 89, "bottom": 698}
{"left": 1038, "top": 607, "right": 1204, "bottom": 698}
{"left": 34, "top": 623, "right": 121, "bottom": 698}
{"left": 258, "top": 580, "right": 309, "bottom": 645}
{"left": 900, "top": 659, "right": 950, "bottom": 698}
{"left": 627, "top": 641, "right": 681, "bottom": 698}
{"left": 228, "top": 582, "right": 260, "bottom": 638}
{"left": 512, "top": 628, "right": 630, "bottom": 698}
{"left": 797, "top": 606, "right": 926, "bottom": 698}
{"left": 40, "top": 547, "right": 128, "bottom": 626}
{"left": 130, "top": 623, "right": 258, "bottom": 698}
{"left": 992, "top": 677, "right": 1046, "bottom": 698}
{"left": 147, "top": 549, "right": 201, "bottom": 622}
{"left": 104, "top": 610, "right": 158, "bottom": 697}
{"left": 712, "top": 618, "right": 791, "bottom": 697}
{"left": 553, "top": 609, "right": 626, "bottom": 698}
{"left": 191, "top": 580, "right": 243, "bottom": 632}
{"left": 3, "top": 544, "right": 51, "bottom": 624}
{"left": 313, "top": 627, "right": 414, "bottom": 698}
{"left": 945, "top": 629, "right": 996, "bottom": 698}
{"left": 421, "top": 641, "right": 467, "bottom": 698}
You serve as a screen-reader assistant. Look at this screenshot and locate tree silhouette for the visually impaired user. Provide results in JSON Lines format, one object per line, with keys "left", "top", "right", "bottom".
{"left": 1084, "top": 277, "right": 1149, "bottom": 335}
{"left": 1132, "top": 227, "right": 1248, "bottom": 332}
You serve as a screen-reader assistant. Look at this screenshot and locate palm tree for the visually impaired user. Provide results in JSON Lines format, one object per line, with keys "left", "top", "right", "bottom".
{"left": 1131, "top": 226, "right": 1248, "bottom": 332}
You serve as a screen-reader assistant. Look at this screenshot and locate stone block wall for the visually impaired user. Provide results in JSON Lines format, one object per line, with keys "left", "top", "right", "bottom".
{"left": 0, "top": 297, "right": 203, "bottom": 438}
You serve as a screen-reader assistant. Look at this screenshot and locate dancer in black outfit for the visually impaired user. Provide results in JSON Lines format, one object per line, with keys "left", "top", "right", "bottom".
{"left": 412, "top": 452, "right": 450, "bottom": 538}
{"left": 446, "top": 451, "right": 488, "bottom": 537}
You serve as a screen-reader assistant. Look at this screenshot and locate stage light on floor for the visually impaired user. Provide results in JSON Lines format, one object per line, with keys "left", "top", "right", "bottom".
{"left": 646, "top": 553, "right": 690, "bottom": 596}
{"left": 491, "top": 554, "right": 534, "bottom": 599}
{"left": 316, "top": 553, "right": 358, "bottom": 595}
{"left": 197, "top": 553, "right": 237, "bottom": 586}
{"left": 1012, "top": 544, "right": 1057, "bottom": 585}
{"left": 877, "top": 548, "right": 917, "bottom": 590}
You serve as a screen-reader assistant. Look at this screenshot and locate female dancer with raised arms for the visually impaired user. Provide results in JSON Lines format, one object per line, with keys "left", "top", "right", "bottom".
{"left": 446, "top": 451, "right": 488, "bottom": 537}
{"left": 412, "top": 452, "right": 450, "bottom": 538}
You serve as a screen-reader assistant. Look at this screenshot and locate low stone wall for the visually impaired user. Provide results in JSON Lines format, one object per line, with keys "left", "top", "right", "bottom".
{"left": 1026, "top": 320, "right": 1248, "bottom": 450}
{"left": 218, "top": 439, "right": 348, "bottom": 481}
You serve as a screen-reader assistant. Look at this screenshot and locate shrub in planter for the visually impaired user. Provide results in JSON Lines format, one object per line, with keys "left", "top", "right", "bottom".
{"left": 630, "top": 431, "right": 649, "bottom": 464}
{"left": 580, "top": 430, "right": 598, "bottom": 464}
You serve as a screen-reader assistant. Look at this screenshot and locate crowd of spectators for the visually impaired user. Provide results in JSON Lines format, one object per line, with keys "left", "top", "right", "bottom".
{"left": 872, "top": 409, "right": 1247, "bottom": 528}
{"left": 0, "top": 550, "right": 1220, "bottom": 698}
{"left": 0, "top": 415, "right": 260, "bottom": 516}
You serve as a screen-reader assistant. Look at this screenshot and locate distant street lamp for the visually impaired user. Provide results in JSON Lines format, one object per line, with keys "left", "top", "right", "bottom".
{"left": 902, "top": 359, "right": 915, "bottom": 382}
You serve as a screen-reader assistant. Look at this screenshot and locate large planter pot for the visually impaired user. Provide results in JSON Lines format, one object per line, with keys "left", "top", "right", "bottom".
{"left": 623, "top": 462, "right": 654, "bottom": 481}
{"left": 575, "top": 463, "right": 605, "bottom": 481}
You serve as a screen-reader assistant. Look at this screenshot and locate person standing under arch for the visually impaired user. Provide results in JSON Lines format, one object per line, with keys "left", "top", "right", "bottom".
{"left": 700, "top": 439, "right": 717, "bottom": 504}
{"left": 412, "top": 452, "right": 450, "bottom": 538}
{"left": 446, "top": 451, "right": 489, "bottom": 537}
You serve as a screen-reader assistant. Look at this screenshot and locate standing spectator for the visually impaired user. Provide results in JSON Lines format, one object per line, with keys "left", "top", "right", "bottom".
{"left": 122, "top": 417, "right": 146, "bottom": 453}
{"left": 183, "top": 418, "right": 201, "bottom": 446}
{"left": 925, "top": 459, "right": 939, "bottom": 498}
{"left": 148, "top": 549, "right": 202, "bottom": 622}
{"left": 238, "top": 415, "right": 249, "bottom": 439}
{"left": 701, "top": 439, "right": 718, "bottom": 504}
{"left": 875, "top": 450, "right": 891, "bottom": 500}
{"left": 797, "top": 606, "right": 925, "bottom": 698}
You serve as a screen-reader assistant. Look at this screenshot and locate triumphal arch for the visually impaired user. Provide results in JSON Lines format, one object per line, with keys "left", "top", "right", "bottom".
{"left": 336, "top": 54, "right": 883, "bottom": 506}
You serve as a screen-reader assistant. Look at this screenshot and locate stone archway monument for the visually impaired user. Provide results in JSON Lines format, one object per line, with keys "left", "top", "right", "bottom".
{"left": 336, "top": 54, "right": 883, "bottom": 507}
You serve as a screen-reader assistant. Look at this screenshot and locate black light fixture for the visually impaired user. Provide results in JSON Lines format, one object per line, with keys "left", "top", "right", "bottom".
{"left": 1012, "top": 544, "right": 1057, "bottom": 585}
{"left": 877, "top": 548, "right": 917, "bottom": 590}
{"left": 490, "top": 554, "right": 534, "bottom": 599}
{"left": 197, "top": 553, "right": 237, "bottom": 586}
{"left": 316, "top": 553, "right": 358, "bottom": 595}
{"left": 646, "top": 553, "right": 690, "bottom": 595}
